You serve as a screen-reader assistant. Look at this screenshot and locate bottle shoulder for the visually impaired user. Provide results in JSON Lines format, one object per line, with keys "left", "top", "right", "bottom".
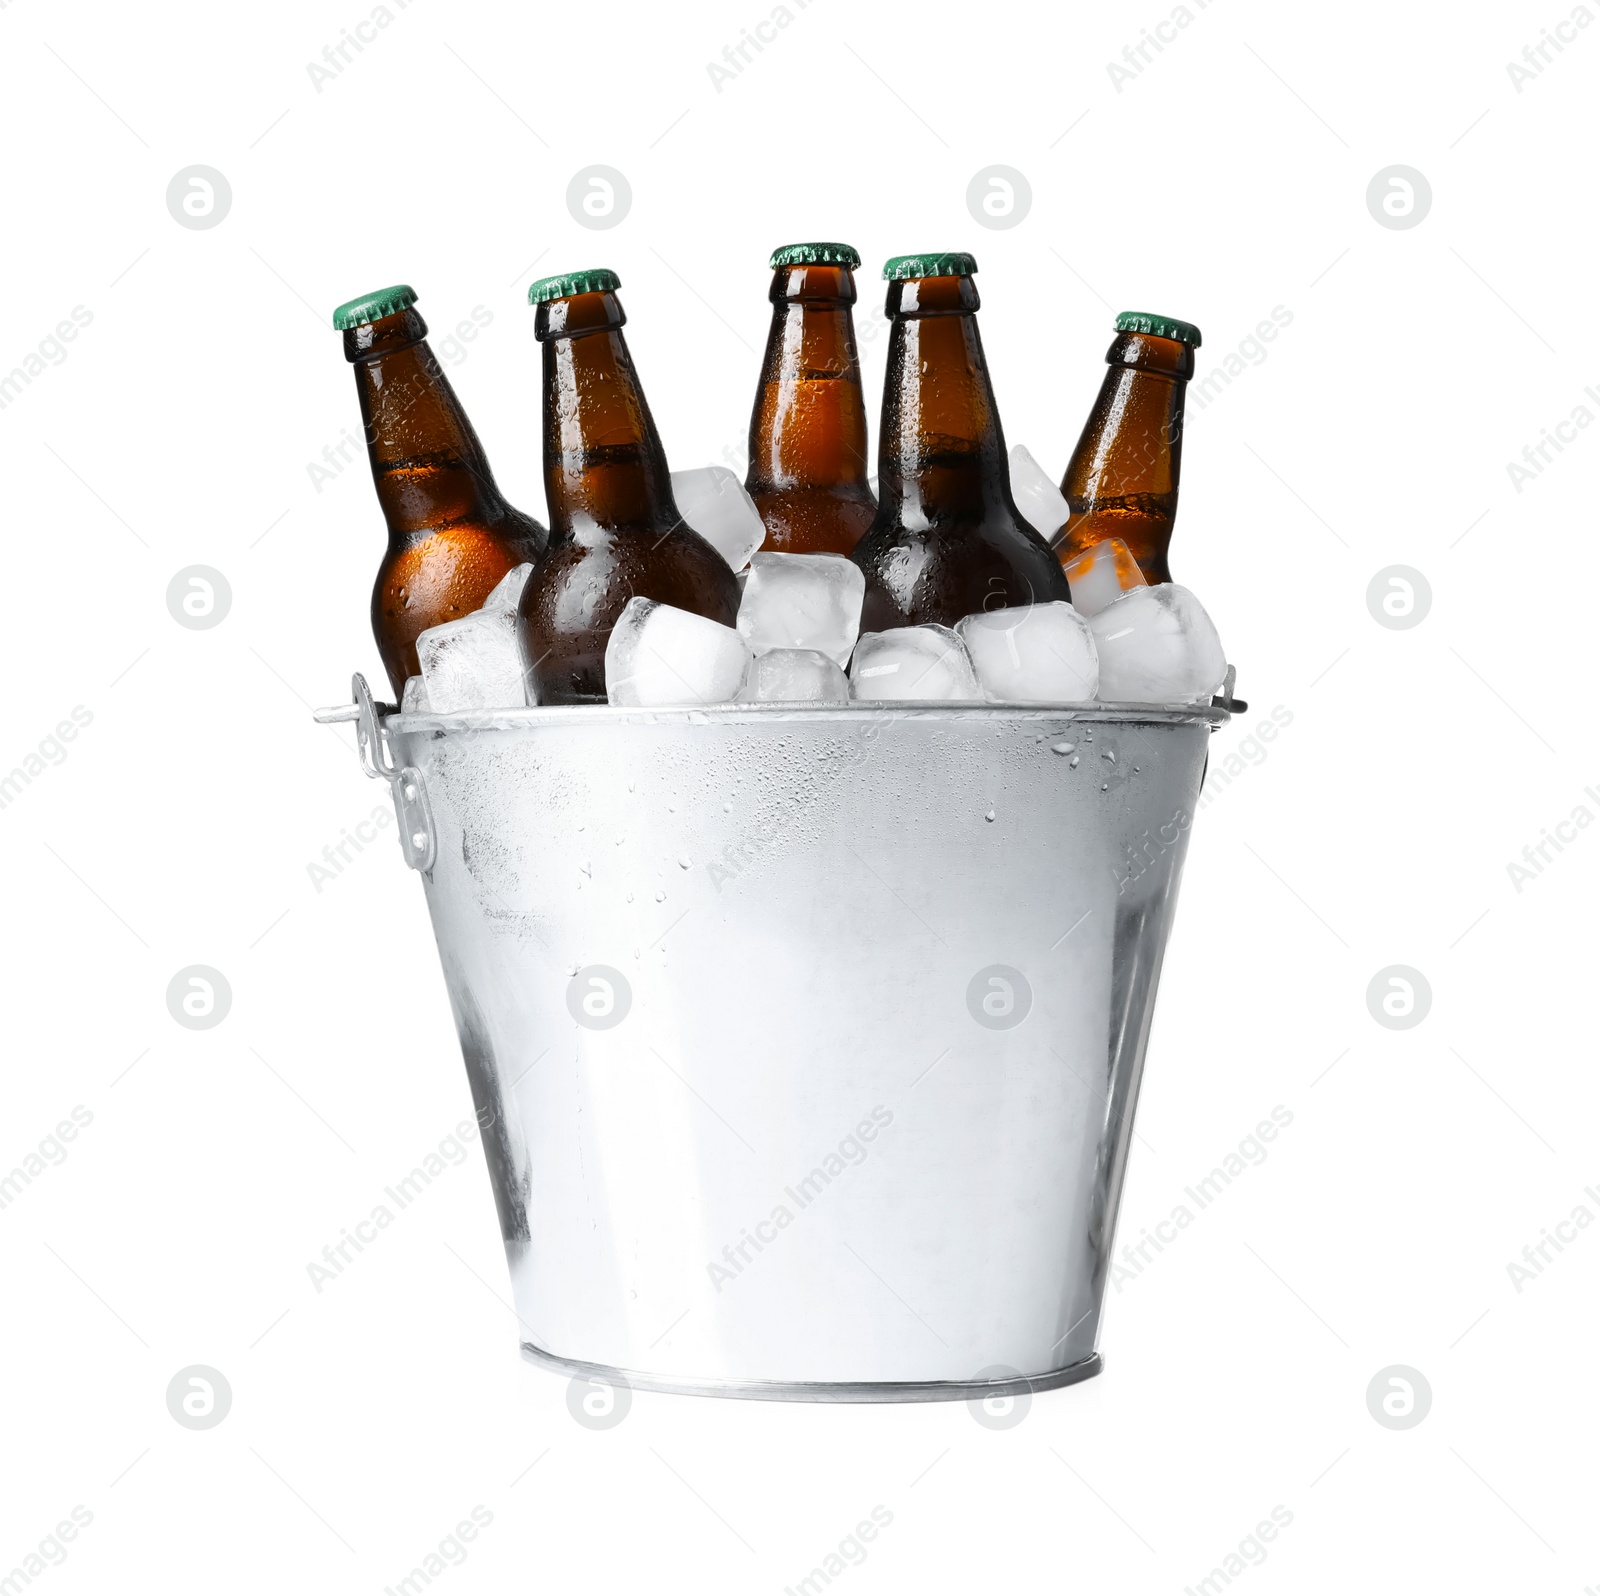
{"left": 854, "top": 513, "right": 1069, "bottom": 627}
{"left": 748, "top": 485, "right": 876, "bottom": 556}
{"left": 496, "top": 505, "right": 550, "bottom": 555}
{"left": 856, "top": 511, "right": 1060, "bottom": 561}
{"left": 379, "top": 510, "right": 545, "bottom": 560}
{"left": 525, "top": 526, "right": 740, "bottom": 620}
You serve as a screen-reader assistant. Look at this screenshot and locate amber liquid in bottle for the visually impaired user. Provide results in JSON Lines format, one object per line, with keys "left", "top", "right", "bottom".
{"left": 1055, "top": 329, "right": 1195, "bottom": 585}
{"left": 853, "top": 272, "right": 1069, "bottom": 631}
{"left": 517, "top": 285, "right": 740, "bottom": 704}
{"left": 744, "top": 260, "right": 876, "bottom": 555}
{"left": 344, "top": 304, "right": 546, "bottom": 696}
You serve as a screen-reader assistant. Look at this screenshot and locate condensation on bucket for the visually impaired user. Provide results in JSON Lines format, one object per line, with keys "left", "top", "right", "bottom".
{"left": 385, "top": 703, "right": 1220, "bottom": 1397}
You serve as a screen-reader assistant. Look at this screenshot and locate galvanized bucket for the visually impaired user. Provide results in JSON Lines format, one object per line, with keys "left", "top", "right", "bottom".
{"left": 323, "top": 675, "right": 1230, "bottom": 1402}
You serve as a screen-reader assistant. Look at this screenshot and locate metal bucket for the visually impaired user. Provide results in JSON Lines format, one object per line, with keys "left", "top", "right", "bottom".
{"left": 328, "top": 676, "right": 1229, "bottom": 1402}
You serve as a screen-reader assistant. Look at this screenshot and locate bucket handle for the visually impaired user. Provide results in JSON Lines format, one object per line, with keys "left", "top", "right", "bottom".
{"left": 1212, "top": 665, "right": 1247, "bottom": 716}
{"left": 313, "top": 674, "right": 436, "bottom": 873}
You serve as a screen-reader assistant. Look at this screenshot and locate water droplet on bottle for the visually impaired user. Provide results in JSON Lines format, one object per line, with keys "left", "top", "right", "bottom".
{"left": 985, "top": 809, "right": 996, "bottom": 822}
{"left": 1102, "top": 749, "right": 1116, "bottom": 763}
{"left": 655, "top": 888, "right": 666, "bottom": 902}
{"left": 678, "top": 855, "right": 691, "bottom": 869}
{"left": 1101, "top": 782, "right": 1109, "bottom": 791}
{"left": 1051, "top": 741, "right": 1075, "bottom": 756}
{"left": 1069, "top": 755, "right": 1080, "bottom": 768}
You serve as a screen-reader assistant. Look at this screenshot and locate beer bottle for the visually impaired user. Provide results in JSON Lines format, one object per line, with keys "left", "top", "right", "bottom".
{"left": 853, "top": 253, "right": 1069, "bottom": 631}
{"left": 744, "top": 242, "right": 876, "bottom": 555}
{"left": 517, "top": 269, "right": 740, "bottom": 704}
{"left": 1055, "top": 311, "right": 1201, "bottom": 585}
{"left": 335, "top": 285, "right": 547, "bottom": 698}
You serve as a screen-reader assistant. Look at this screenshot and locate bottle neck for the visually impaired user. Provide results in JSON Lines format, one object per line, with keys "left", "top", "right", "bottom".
{"left": 1067, "top": 331, "right": 1192, "bottom": 506}
{"left": 877, "top": 275, "right": 1010, "bottom": 524}
{"left": 537, "top": 290, "right": 678, "bottom": 542}
{"left": 747, "top": 265, "right": 871, "bottom": 493}
{"left": 346, "top": 309, "right": 508, "bottom": 541}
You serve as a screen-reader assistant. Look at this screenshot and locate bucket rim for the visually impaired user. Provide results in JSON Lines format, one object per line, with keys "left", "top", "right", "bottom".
{"left": 382, "top": 700, "right": 1232, "bottom": 732}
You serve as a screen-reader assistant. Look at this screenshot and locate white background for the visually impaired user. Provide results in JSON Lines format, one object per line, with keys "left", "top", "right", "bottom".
{"left": 2, "top": 0, "right": 1596, "bottom": 1590}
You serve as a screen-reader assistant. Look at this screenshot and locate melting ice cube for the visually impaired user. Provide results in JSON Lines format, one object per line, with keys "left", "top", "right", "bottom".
{"left": 671, "top": 466, "right": 766, "bottom": 573}
{"left": 417, "top": 609, "right": 527, "bottom": 714}
{"left": 736, "top": 552, "right": 865, "bottom": 666}
{"left": 1008, "top": 444, "right": 1071, "bottom": 542}
{"left": 737, "top": 648, "right": 850, "bottom": 703}
{"left": 849, "top": 626, "right": 983, "bottom": 702}
{"left": 605, "top": 597, "right": 752, "bottom": 707}
{"left": 956, "top": 601, "right": 1098, "bottom": 703}
{"left": 1090, "top": 585, "right": 1225, "bottom": 704}
{"left": 1062, "top": 537, "right": 1148, "bottom": 618}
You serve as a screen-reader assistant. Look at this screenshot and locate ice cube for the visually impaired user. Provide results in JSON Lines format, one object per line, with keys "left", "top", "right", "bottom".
{"left": 605, "top": 597, "right": 752, "bottom": 707}
{"left": 736, "top": 552, "right": 865, "bottom": 666}
{"left": 956, "top": 602, "right": 1098, "bottom": 704}
{"left": 1062, "top": 537, "right": 1148, "bottom": 617}
{"left": 481, "top": 562, "right": 534, "bottom": 614}
{"left": 737, "top": 648, "right": 850, "bottom": 703}
{"left": 1008, "top": 445, "right": 1071, "bottom": 541}
{"left": 849, "top": 626, "right": 982, "bottom": 702}
{"left": 671, "top": 466, "right": 766, "bottom": 572}
{"left": 1090, "top": 585, "right": 1226, "bottom": 704}
{"left": 416, "top": 608, "right": 528, "bottom": 714}
{"left": 400, "top": 674, "right": 431, "bottom": 714}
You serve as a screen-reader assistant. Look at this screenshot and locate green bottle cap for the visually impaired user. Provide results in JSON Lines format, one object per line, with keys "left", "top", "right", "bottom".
{"left": 528, "top": 268, "right": 622, "bottom": 304}
{"left": 331, "top": 284, "right": 418, "bottom": 330}
{"left": 1115, "top": 310, "right": 1202, "bottom": 348}
{"left": 883, "top": 252, "right": 978, "bottom": 281}
{"left": 769, "top": 241, "right": 861, "bottom": 269}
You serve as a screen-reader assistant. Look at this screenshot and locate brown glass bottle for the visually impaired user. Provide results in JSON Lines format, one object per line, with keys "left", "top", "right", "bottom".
{"left": 852, "top": 253, "right": 1070, "bottom": 631}
{"left": 1055, "top": 311, "right": 1201, "bottom": 585}
{"left": 744, "top": 242, "right": 876, "bottom": 555}
{"left": 335, "top": 284, "right": 547, "bottom": 697}
{"left": 517, "top": 269, "right": 740, "bottom": 704}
